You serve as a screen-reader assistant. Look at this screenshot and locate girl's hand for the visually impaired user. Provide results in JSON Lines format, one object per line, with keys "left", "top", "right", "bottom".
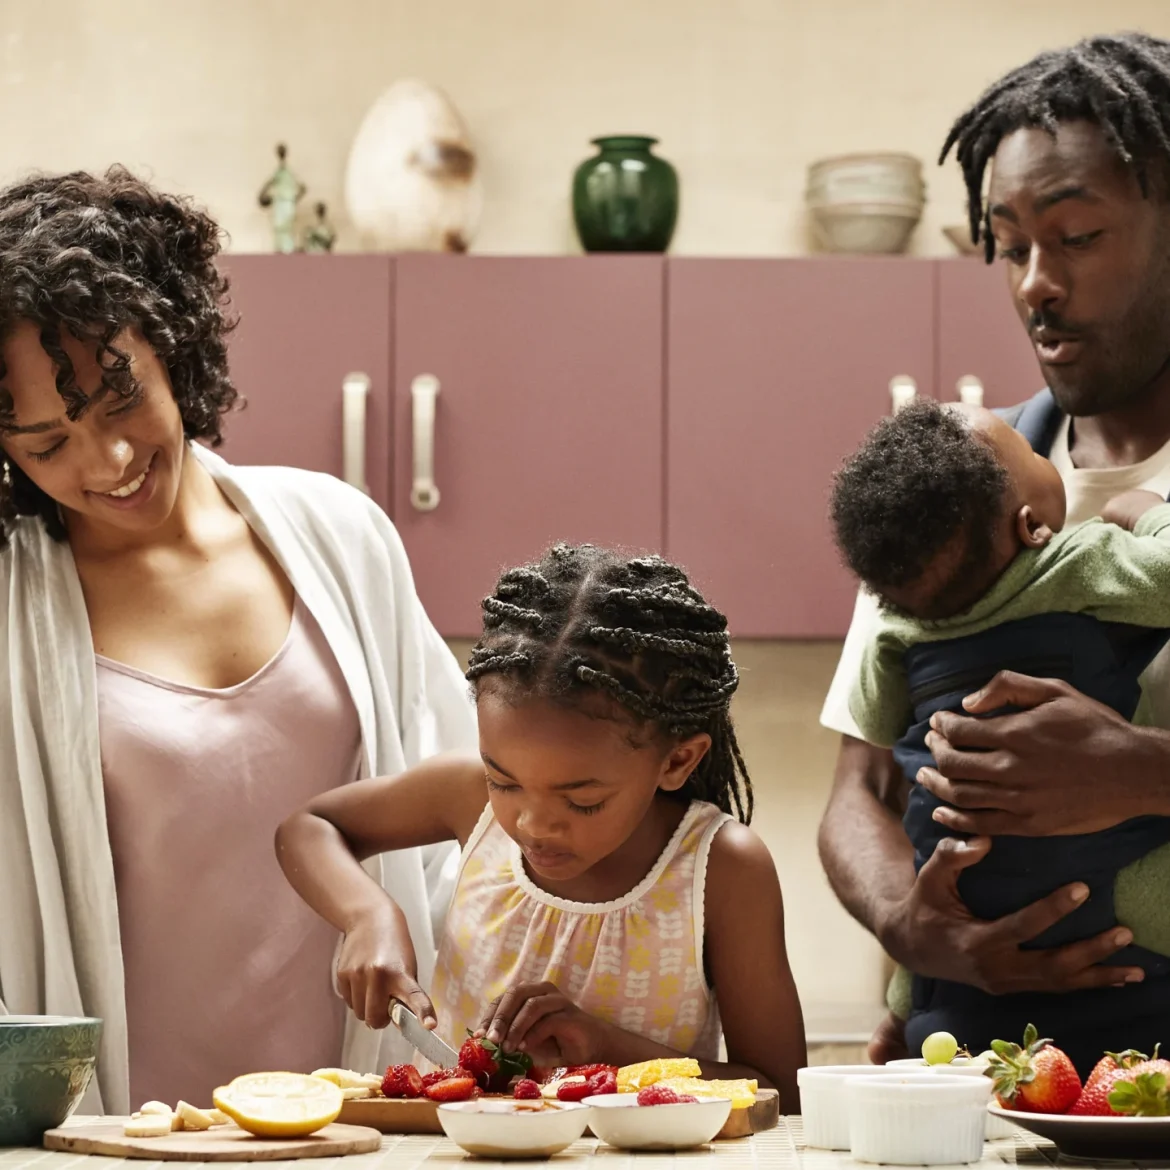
{"left": 336, "top": 908, "right": 436, "bottom": 1031}
{"left": 477, "top": 981, "right": 608, "bottom": 1065}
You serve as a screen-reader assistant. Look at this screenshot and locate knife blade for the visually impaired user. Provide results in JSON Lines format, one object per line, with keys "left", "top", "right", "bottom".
{"left": 390, "top": 1001, "right": 460, "bottom": 1068}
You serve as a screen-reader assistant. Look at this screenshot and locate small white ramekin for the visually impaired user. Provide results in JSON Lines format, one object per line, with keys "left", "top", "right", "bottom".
{"left": 886, "top": 1059, "right": 1015, "bottom": 1139}
{"left": 846, "top": 1073, "right": 992, "bottom": 1165}
{"left": 797, "top": 1065, "right": 902, "bottom": 1150}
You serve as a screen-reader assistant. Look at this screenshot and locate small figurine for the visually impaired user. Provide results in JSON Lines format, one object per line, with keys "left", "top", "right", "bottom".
{"left": 258, "top": 143, "right": 306, "bottom": 254}
{"left": 303, "top": 202, "right": 337, "bottom": 253}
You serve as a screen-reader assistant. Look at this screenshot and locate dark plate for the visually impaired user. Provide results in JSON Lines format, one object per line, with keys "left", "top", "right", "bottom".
{"left": 989, "top": 1106, "right": 1170, "bottom": 1161}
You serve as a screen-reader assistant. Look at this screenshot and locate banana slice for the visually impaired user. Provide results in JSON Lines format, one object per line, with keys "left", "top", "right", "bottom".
{"left": 311, "top": 1068, "right": 344, "bottom": 1087}
{"left": 207, "top": 1108, "right": 231, "bottom": 1126}
{"left": 138, "top": 1101, "right": 172, "bottom": 1116}
{"left": 175, "top": 1101, "right": 215, "bottom": 1131}
{"left": 341, "top": 1087, "right": 373, "bottom": 1099}
{"left": 124, "top": 1115, "right": 172, "bottom": 1138}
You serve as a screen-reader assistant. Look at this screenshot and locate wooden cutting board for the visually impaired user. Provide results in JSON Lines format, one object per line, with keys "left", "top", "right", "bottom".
{"left": 339, "top": 1088, "right": 780, "bottom": 1139}
{"left": 43, "top": 1119, "right": 382, "bottom": 1162}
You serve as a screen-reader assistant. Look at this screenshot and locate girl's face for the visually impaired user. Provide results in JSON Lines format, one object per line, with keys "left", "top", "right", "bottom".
{"left": 476, "top": 689, "right": 709, "bottom": 882}
{"left": 0, "top": 321, "right": 186, "bottom": 540}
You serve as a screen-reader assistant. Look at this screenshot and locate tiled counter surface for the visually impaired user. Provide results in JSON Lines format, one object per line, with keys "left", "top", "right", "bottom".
{"left": 0, "top": 1120, "right": 1119, "bottom": 1170}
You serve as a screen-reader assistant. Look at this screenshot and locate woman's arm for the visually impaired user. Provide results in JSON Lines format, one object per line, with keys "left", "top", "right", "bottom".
{"left": 275, "top": 754, "right": 487, "bottom": 1028}
{"left": 704, "top": 822, "right": 805, "bottom": 1112}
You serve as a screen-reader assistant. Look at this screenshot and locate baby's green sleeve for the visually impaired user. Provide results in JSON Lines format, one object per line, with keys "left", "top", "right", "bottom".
{"left": 849, "top": 630, "right": 912, "bottom": 749}
{"left": 1066, "top": 507, "right": 1170, "bottom": 627}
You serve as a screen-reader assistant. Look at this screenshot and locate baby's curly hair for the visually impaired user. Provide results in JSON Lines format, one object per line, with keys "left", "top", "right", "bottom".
{"left": 830, "top": 399, "right": 1009, "bottom": 616}
{"left": 0, "top": 166, "right": 238, "bottom": 545}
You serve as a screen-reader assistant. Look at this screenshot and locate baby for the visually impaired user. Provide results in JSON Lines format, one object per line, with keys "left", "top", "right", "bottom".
{"left": 830, "top": 398, "right": 1170, "bottom": 1056}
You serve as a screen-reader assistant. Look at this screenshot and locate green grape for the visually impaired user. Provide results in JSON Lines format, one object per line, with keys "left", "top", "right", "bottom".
{"left": 921, "top": 1031, "right": 959, "bottom": 1066}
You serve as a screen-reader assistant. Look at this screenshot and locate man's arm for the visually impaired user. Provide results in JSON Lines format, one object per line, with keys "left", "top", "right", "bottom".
{"left": 819, "top": 735, "right": 1143, "bottom": 992}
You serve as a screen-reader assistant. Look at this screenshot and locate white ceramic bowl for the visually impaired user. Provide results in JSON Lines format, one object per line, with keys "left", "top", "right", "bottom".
{"left": 847, "top": 1073, "right": 992, "bottom": 1165}
{"left": 436, "top": 1099, "right": 591, "bottom": 1158}
{"left": 797, "top": 1064, "right": 901, "bottom": 1150}
{"left": 806, "top": 152, "right": 925, "bottom": 206}
{"left": 886, "top": 1058, "right": 1015, "bottom": 1139}
{"left": 808, "top": 202, "right": 922, "bottom": 254}
{"left": 584, "top": 1093, "right": 732, "bottom": 1151}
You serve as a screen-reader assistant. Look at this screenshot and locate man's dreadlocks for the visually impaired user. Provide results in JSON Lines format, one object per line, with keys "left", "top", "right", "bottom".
{"left": 941, "top": 32, "right": 1170, "bottom": 260}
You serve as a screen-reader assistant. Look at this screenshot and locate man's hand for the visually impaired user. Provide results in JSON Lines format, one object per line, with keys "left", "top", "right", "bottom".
{"left": 919, "top": 672, "right": 1170, "bottom": 837}
{"left": 878, "top": 834, "right": 1143, "bottom": 993}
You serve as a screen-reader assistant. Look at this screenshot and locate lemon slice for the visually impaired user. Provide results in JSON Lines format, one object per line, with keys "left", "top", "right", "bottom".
{"left": 213, "top": 1072, "right": 342, "bottom": 1138}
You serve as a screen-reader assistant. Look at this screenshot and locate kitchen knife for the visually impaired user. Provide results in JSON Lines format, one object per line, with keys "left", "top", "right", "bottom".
{"left": 390, "top": 1001, "right": 460, "bottom": 1068}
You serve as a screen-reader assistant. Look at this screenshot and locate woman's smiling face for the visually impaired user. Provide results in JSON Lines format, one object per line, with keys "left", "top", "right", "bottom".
{"left": 0, "top": 321, "right": 187, "bottom": 536}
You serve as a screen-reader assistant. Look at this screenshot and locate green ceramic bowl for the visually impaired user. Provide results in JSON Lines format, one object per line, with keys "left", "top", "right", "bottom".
{"left": 0, "top": 1016, "right": 102, "bottom": 1147}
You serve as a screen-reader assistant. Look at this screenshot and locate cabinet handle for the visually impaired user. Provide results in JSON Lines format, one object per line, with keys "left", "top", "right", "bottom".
{"left": 342, "top": 372, "right": 370, "bottom": 494}
{"left": 956, "top": 375, "right": 984, "bottom": 407}
{"left": 889, "top": 375, "right": 917, "bottom": 414}
{"left": 410, "top": 374, "right": 441, "bottom": 512}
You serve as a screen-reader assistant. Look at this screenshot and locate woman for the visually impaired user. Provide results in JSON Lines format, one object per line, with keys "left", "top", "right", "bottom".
{"left": 0, "top": 168, "right": 475, "bottom": 1113}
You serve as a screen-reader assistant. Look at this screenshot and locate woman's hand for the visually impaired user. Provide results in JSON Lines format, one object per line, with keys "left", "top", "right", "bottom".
{"left": 476, "top": 981, "right": 609, "bottom": 1065}
{"left": 336, "top": 906, "right": 436, "bottom": 1031}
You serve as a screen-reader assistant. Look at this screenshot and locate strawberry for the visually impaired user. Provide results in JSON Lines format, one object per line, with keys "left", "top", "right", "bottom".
{"left": 424, "top": 1075, "right": 478, "bottom": 1103}
{"left": 421, "top": 1067, "right": 472, "bottom": 1090}
{"left": 586, "top": 1069, "right": 618, "bottom": 1096}
{"left": 380, "top": 1064, "right": 424, "bottom": 1099}
{"left": 1109, "top": 1069, "right": 1170, "bottom": 1117}
{"left": 987, "top": 1024, "right": 1081, "bottom": 1114}
{"left": 1069, "top": 1050, "right": 1148, "bottom": 1116}
{"left": 637, "top": 1086, "right": 683, "bottom": 1106}
{"left": 557, "top": 1078, "right": 593, "bottom": 1102}
{"left": 460, "top": 1032, "right": 533, "bottom": 1093}
{"left": 459, "top": 1038, "right": 498, "bottom": 1081}
{"left": 513, "top": 1079, "right": 542, "bottom": 1100}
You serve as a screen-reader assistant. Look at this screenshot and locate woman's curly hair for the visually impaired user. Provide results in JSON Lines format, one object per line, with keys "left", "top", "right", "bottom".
{"left": 0, "top": 166, "right": 239, "bottom": 545}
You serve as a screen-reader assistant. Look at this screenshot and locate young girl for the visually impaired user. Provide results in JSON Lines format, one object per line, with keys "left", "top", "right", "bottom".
{"left": 277, "top": 543, "right": 805, "bottom": 1108}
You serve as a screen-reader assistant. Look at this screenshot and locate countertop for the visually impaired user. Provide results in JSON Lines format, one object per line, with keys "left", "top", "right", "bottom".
{"left": 0, "top": 1118, "right": 1127, "bottom": 1170}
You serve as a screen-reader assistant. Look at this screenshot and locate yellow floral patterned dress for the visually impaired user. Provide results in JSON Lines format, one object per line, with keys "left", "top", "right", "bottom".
{"left": 430, "top": 800, "right": 730, "bottom": 1057}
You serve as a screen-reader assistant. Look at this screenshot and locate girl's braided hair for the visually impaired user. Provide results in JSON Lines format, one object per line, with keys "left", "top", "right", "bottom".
{"left": 466, "top": 543, "right": 753, "bottom": 824}
{"left": 0, "top": 166, "right": 238, "bottom": 547}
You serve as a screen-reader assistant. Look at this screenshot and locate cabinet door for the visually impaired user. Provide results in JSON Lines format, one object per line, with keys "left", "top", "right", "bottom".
{"left": 936, "top": 257, "right": 1042, "bottom": 410}
{"left": 216, "top": 255, "right": 394, "bottom": 513}
{"left": 393, "top": 255, "right": 665, "bottom": 637}
{"left": 667, "top": 258, "right": 935, "bottom": 639}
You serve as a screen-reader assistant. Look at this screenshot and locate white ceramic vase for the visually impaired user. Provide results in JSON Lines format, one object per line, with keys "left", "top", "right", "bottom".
{"left": 344, "top": 79, "right": 483, "bottom": 252}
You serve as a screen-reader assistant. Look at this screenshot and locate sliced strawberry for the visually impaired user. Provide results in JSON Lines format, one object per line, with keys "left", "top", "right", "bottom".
{"left": 424, "top": 1075, "right": 478, "bottom": 1103}
{"left": 459, "top": 1038, "right": 498, "bottom": 1080}
{"left": 381, "top": 1064, "right": 424, "bottom": 1099}
{"left": 421, "top": 1067, "right": 472, "bottom": 1090}
{"left": 557, "top": 1079, "right": 593, "bottom": 1102}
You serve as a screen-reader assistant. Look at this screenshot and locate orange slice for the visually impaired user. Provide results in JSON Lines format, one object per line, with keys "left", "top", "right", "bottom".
{"left": 212, "top": 1072, "right": 342, "bottom": 1138}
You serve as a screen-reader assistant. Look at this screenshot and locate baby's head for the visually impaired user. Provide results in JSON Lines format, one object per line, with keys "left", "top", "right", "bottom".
{"left": 830, "top": 399, "right": 1066, "bottom": 620}
{"left": 465, "top": 544, "right": 751, "bottom": 881}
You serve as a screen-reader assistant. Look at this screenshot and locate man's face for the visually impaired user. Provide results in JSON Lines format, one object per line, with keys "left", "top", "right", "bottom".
{"left": 988, "top": 121, "right": 1170, "bottom": 416}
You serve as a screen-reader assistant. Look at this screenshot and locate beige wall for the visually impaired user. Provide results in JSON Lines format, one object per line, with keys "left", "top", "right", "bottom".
{"left": 4, "top": 1, "right": 1169, "bottom": 258}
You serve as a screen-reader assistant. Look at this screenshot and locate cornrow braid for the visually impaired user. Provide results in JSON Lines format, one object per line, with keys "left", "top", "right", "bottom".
{"left": 940, "top": 32, "right": 1170, "bottom": 260}
{"left": 466, "top": 544, "right": 753, "bottom": 824}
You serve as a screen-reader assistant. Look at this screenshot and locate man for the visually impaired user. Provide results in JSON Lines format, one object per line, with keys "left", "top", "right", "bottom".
{"left": 818, "top": 31, "right": 1170, "bottom": 1073}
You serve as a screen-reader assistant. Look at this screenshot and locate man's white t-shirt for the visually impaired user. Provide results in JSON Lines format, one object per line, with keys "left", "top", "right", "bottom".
{"left": 820, "top": 415, "right": 1170, "bottom": 738}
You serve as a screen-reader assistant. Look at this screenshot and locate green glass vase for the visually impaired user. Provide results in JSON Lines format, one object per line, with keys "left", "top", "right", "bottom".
{"left": 572, "top": 136, "right": 679, "bottom": 253}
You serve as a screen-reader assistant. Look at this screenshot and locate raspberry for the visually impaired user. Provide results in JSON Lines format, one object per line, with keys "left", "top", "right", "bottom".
{"left": 585, "top": 1069, "right": 617, "bottom": 1096}
{"left": 637, "top": 1086, "right": 683, "bottom": 1106}
{"left": 557, "top": 1078, "right": 593, "bottom": 1102}
{"left": 678, "top": 1095, "right": 699, "bottom": 1103}
{"left": 424, "top": 1075, "right": 478, "bottom": 1103}
{"left": 513, "top": 1079, "right": 542, "bottom": 1100}
{"left": 381, "top": 1064, "right": 424, "bottom": 1099}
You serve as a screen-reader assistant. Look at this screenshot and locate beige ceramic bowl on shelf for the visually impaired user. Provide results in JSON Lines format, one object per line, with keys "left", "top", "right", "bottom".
{"left": 808, "top": 201, "right": 922, "bottom": 253}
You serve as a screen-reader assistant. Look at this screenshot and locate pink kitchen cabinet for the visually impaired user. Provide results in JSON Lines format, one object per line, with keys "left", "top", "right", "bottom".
{"left": 935, "top": 257, "right": 1042, "bottom": 411}
{"left": 216, "top": 255, "right": 395, "bottom": 513}
{"left": 391, "top": 255, "right": 666, "bottom": 637}
{"left": 666, "top": 258, "right": 935, "bottom": 639}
